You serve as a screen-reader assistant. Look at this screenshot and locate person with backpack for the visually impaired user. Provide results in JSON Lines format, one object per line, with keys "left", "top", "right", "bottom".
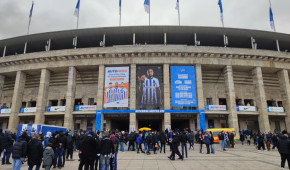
{"left": 146, "top": 132, "right": 153, "bottom": 155}
{"left": 128, "top": 132, "right": 136, "bottom": 151}
{"left": 188, "top": 131, "right": 194, "bottom": 150}
{"left": 204, "top": 132, "right": 211, "bottom": 154}
{"left": 110, "top": 133, "right": 118, "bottom": 170}
{"left": 159, "top": 131, "right": 166, "bottom": 154}
{"left": 12, "top": 132, "right": 28, "bottom": 170}
{"left": 136, "top": 133, "right": 145, "bottom": 154}
{"left": 66, "top": 132, "right": 74, "bottom": 161}
{"left": 42, "top": 143, "right": 55, "bottom": 170}
{"left": 27, "top": 134, "right": 43, "bottom": 170}
{"left": 277, "top": 130, "right": 290, "bottom": 170}
{"left": 100, "top": 131, "right": 115, "bottom": 170}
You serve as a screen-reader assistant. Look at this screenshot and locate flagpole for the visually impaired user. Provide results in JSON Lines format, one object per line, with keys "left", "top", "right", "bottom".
{"left": 119, "top": 1, "right": 121, "bottom": 27}
{"left": 27, "top": 1, "right": 34, "bottom": 35}
{"left": 27, "top": 20, "right": 31, "bottom": 35}
{"left": 76, "top": 0, "right": 80, "bottom": 29}
{"left": 149, "top": 0, "right": 151, "bottom": 26}
{"left": 269, "top": 0, "right": 276, "bottom": 32}
{"left": 178, "top": 1, "right": 180, "bottom": 26}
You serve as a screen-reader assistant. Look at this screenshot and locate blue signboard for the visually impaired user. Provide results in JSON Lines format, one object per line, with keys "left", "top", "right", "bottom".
{"left": 95, "top": 111, "right": 102, "bottom": 132}
{"left": 170, "top": 66, "right": 197, "bottom": 107}
{"left": 199, "top": 110, "right": 206, "bottom": 131}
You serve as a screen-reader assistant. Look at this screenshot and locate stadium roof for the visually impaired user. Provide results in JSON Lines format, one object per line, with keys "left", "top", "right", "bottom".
{"left": 0, "top": 26, "right": 289, "bottom": 56}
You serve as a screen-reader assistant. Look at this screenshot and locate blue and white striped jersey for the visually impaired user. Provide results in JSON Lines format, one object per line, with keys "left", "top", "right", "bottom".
{"left": 141, "top": 77, "right": 160, "bottom": 107}
{"left": 105, "top": 88, "right": 114, "bottom": 103}
{"left": 120, "top": 88, "right": 128, "bottom": 100}
{"left": 112, "top": 88, "right": 121, "bottom": 102}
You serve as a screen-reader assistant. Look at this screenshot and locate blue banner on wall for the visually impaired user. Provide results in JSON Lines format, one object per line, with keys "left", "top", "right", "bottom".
{"left": 199, "top": 110, "right": 206, "bottom": 131}
{"left": 170, "top": 66, "right": 197, "bottom": 107}
{"left": 95, "top": 111, "right": 102, "bottom": 132}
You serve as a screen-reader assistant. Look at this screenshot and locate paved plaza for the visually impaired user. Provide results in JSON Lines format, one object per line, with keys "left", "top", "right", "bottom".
{"left": 1, "top": 144, "right": 288, "bottom": 170}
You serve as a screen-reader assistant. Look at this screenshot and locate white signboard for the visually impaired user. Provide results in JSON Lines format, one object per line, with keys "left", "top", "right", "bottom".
{"left": 0, "top": 109, "right": 11, "bottom": 114}
{"left": 47, "top": 106, "right": 66, "bottom": 112}
{"left": 21, "top": 107, "right": 37, "bottom": 113}
{"left": 75, "top": 105, "right": 97, "bottom": 111}
{"left": 268, "top": 107, "right": 284, "bottom": 112}
{"left": 237, "top": 106, "right": 256, "bottom": 112}
{"left": 205, "top": 105, "right": 227, "bottom": 111}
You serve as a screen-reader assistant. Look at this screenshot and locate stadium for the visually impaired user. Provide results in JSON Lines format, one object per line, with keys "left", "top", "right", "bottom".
{"left": 0, "top": 26, "right": 290, "bottom": 136}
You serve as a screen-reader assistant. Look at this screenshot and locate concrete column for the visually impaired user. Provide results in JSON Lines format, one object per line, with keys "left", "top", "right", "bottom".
{"left": 223, "top": 66, "right": 239, "bottom": 137}
{"left": 189, "top": 118, "right": 194, "bottom": 131}
{"left": 0, "top": 75, "right": 4, "bottom": 104}
{"left": 278, "top": 69, "right": 290, "bottom": 132}
{"left": 35, "top": 69, "right": 50, "bottom": 124}
{"left": 129, "top": 64, "right": 137, "bottom": 132}
{"left": 64, "top": 67, "right": 76, "bottom": 130}
{"left": 8, "top": 71, "right": 26, "bottom": 131}
{"left": 96, "top": 65, "right": 105, "bottom": 131}
{"left": 163, "top": 64, "right": 171, "bottom": 130}
{"left": 196, "top": 64, "right": 204, "bottom": 130}
{"left": 252, "top": 67, "right": 270, "bottom": 132}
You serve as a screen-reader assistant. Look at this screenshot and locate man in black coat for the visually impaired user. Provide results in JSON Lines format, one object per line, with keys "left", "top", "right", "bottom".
{"left": 127, "top": 132, "right": 136, "bottom": 151}
{"left": 53, "top": 131, "right": 67, "bottom": 169}
{"left": 1, "top": 130, "right": 14, "bottom": 165}
{"left": 180, "top": 131, "right": 188, "bottom": 158}
{"left": 146, "top": 132, "right": 153, "bottom": 155}
{"left": 12, "top": 133, "right": 28, "bottom": 170}
{"left": 159, "top": 131, "right": 167, "bottom": 153}
{"left": 27, "top": 134, "right": 43, "bottom": 170}
{"left": 168, "top": 132, "right": 183, "bottom": 160}
{"left": 277, "top": 130, "right": 290, "bottom": 169}
{"left": 99, "top": 131, "right": 115, "bottom": 170}
{"left": 79, "top": 133, "right": 97, "bottom": 170}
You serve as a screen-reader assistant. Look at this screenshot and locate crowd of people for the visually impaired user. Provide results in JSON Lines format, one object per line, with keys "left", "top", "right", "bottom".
{"left": 0, "top": 128, "right": 290, "bottom": 170}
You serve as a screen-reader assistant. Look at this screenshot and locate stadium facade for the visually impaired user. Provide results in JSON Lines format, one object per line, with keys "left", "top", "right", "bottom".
{"left": 0, "top": 26, "right": 290, "bottom": 136}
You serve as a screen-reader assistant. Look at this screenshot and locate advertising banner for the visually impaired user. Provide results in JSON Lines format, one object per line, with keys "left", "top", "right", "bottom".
{"left": 267, "top": 107, "right": 284, "bottom": 112}
{"left": 170, "top": 66, "right": 197, "bottom": 107}
{"left": 20, "top": 107, "right": 37, "bottom": 113}
{"left": 236, "top": 106, "right": 256, "bottom": 112}
{"left": 205, "top": 105, "right": 227, "bottom": 111}
{"left": 46, "top": 106, "right": 66, "bottom": 112}
{"left": 0, "top": 108, "right": 11, "bottom": 114}
{"left": 75, "top": 105, "right": 97, "bottom": 111}
{"left": 136, "top": 66, "right": 163, "bottom": 109}
{"left": 104, "top": 67, "right": 129, "bottom": 108}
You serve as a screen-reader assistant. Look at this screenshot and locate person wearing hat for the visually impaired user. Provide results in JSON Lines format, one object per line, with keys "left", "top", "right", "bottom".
{"left": 277, "top": 130, "right": 290, "bottom": 170}
{"left": 42, "top": 143, "right": 54, "bottom": 170}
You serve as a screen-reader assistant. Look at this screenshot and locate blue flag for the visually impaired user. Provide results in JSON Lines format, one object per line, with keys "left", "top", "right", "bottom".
{"left": 29, "top": 1, "right": 34, "bottom": 21}
{"left": 175, "top": 0, "right": 179, "bottom": 10}
{"left": 144, "top": 0, "right": 150, "bottom": 13}
{"left": 119, "top": 0, "right": 122, "bottom": 15}
{"left": 218, "top": 0, "right": 223, "bottom": 22}
{"left": 270, "top": 7, "right": 274, "bottom": 30}
{"left": 74, "top": 0, "right": 80, "bottom": 17}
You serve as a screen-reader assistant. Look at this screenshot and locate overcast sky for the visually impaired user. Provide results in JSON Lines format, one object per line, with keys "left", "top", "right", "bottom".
{"left": 0, "top": 0, "right": 289, "bottom": 40}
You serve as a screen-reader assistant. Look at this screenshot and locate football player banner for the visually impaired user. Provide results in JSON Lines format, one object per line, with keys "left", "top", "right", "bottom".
{"left": 104, "top": 67, "right": 129, "bottom": 108}
{"left": 136, "top": 66, "right": 163, "bottom": 109}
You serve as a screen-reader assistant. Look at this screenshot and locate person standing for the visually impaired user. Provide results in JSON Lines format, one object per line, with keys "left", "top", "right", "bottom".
{"left": 257, "top": 132, "right": 266, "bottom": 151}
{"left": 198, "top": 131, "right": 204, "bottom": 154}
{"left": 153, "top": 131, "right": 158, "bottom": 154}
{"left": 27, "top": 134, "right": 43, "bottom": 170}
{"left": 136, "top": 133, "right": 144, "bottom": 154}
{"left": 277, "top": 130, "right": 290, "bottom": 170}
{"left": 42, "top": 143, "right": 55, "bottom": 170}
{"left": 2, "top": 130, "right": 14, "bottom": 165}
{"left": 12, "top": 133, "right": 28, "bottom": 170}
{"left": 218, "top": 131, "right": 225, "bottom": 151}
{"left": 66, "top": 132, "right": 74, "bottom": 161}
{"left": 99, "top": 131, "right": 115, "bottom": 170}
{"left": 159, "top": 131, "right": 166, "bottom": 154}
{"left": 209, "top": 131, "right": 215, "bottom": 154}
{"left": 180, "top": 131, "right": 188, "bottom": 158}
{"left": 271, "top": 133, "right": 279, "bottom": 150}
{"left": 229, "top": 132, "right": 235, "bottom": 148}
{"left": 119, "top": 131, "right": 126, "bottom": 152}
{"left": 146, "top": 132, "right": 153, "bottom": 155}
{"left": 204, "top": 133, "right": 211, "bottom": 154}
{"left": 246, "top": 134, "right": 251, "bottom": 145}
{"left": 54, "top": 131, "right": 67, "bottom": 169}
{"left": 240, "top": 133, "right": 245, "bottom": 145}
{"left": 79, "top": 133, "right": 97, "bottom": 170}
{"left": 188, "top": 131, "right": 194, "bottom": 150}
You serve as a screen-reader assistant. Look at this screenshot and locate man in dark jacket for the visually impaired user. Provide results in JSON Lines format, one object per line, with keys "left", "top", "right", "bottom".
{"left": 146, "top": 132, "right": 153, "bottom": 155}
{"left": 79, "top": 133, "right": 97, "bottom": 170}
{"left": 12, "top": 133, "right": 28, "bottom": 170}
{"left": 159, "top": 131, "right": 166, "bottom": 153}
{"left": 168, "top": 132, "right": 183, "bottom": 160}
{"left": 153, "top": 131, "right": 158, "bottom": 154}
{"left": 27, "top": 134, "right": 43, "bottom": 170}
{"left": 53, "top": 131, "right": 67, "bottom": 169}
{"left": 66, "top": 132, "right": 74, "bottom": 161}
{"left": 99, "top": 131, "right": 115, "bottom": 170}
{"left": 127, "top": 132, "right": 136, "bottom": 151}
{"left": 1, "top": 130, "right": 14, "bottom": 165}
{"left": 257, "top": 132, "right": 266, "bottom": 151}
{"left": 188, "top": 131, "right": 194, "bottom": 150}
{"left": 277, "top": 130, "right": 290, "bottom": 169}
{"left": 180, "top": 131, "right": 188, "bottom": 158}
{"left": 0, "top": 129, "right": 5, "bottom": 159}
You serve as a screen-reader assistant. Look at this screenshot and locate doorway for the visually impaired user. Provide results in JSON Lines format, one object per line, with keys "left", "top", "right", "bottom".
{"left": 138, "top": 119, "right": 162, "bottom": 131}
{"left": 171, "top": 119, "right": 189, "bottom": 131}
{"left": 111, "top": 119, "right": 129, "bottom": 132}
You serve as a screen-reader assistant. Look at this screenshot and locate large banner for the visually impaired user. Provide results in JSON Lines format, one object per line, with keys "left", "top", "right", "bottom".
{"left": 136, "top": 66, "right": 163, "bottom": 109}
{"left": 104, "top": 67, "right": 129, "bottom": 108}
{"left": 170, "top": 66, "right": 197, "bottom": 107}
